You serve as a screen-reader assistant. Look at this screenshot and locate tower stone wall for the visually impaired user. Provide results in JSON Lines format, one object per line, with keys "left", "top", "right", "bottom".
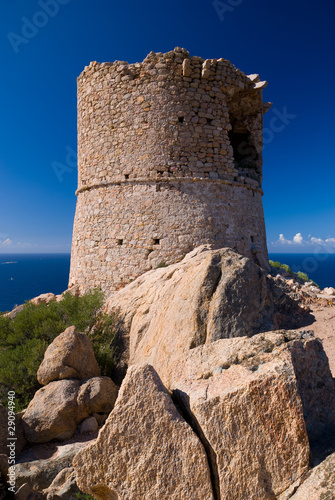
{"left": 69, "top": 48, "right": 271, "bottom": 293}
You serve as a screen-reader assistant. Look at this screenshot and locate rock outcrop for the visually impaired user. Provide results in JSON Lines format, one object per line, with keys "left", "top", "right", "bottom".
{"left": 73, "top": 364, "right": 215, "bottom": 500}
{"left": 172, "top": 330, "right": 335, "bottom": 499}
{"left": 107, "top": 246, "right": 305, "bottom": 387}
{"left": 11, "top": 247, "right": 335, "bottom": 499}
{"left": 37, "top": 326, "right": 100, "bottom": 385}
{"left": 30, "top": 293, "right": 56, "bottom": 306}
{"left": 73, "top": 330, "right": 335, "bottom": 499}
{"left": 172, "top": 330, "right": 335, "bottom": 446}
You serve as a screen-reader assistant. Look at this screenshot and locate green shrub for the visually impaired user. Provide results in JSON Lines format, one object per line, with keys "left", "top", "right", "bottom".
{"left": 296, "top": 271, "right": 319, "bottom": 287}
{"left": 0, "top": 289, "right": 116, "bottom": 411}
{"left": 296, "top": 271, "right": 309, "bottom": 282}
{"left": 76, "top": 493, "right": 97, "bottom": 500}
{"left": 269, "top": 261, "right": 318, "bottom": 287}
{"left": 269, "top": 260, "right": 293, "bottom": 275}
{"left": 156, "top": 261, "right": 167, "bottom": 268}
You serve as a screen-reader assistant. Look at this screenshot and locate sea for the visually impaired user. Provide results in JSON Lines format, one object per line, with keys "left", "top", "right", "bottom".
{"left": 0, "top": 252, "right": 335, "bottom": 313}
{"left": 0, "top": 254, "right": 70, "bottom": 313}
{"left": 268, "top": 253, "right": 335, "bottom": 289}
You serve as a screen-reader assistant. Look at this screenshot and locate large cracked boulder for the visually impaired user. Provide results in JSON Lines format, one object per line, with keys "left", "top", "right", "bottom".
{"left": 37, "top": 326, "right": 100, "bottom": 385}
{"left": 172, "top": 330, "right": 335, "bottom": 499}
{"left": 22, "top": 377, "right": 118, "bottom": 443}
{"left": 107, "top": 246, "right": 301, "bottom": 387}
{"left": 73, "top": 364, "right": 214, "bottom": 500}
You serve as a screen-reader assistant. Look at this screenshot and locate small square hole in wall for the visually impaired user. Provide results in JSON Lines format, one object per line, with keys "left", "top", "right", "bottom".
{"left": 124, "top": 174, "right": 129, "bottom": 180}
{"left": 153, "top": 238, "right": 160, "bottom": 245}
{"left": 178, "top": 116, "right": 184, "bottom": 123}
{"left": 117, "top": 239, "right": 123, "bottom": 246}
{"left": 207, "top": 118, "right": 213, "bottom": 125}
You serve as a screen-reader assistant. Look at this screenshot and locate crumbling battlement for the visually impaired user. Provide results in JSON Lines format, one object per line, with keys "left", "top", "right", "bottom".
{"left": 69, "top": 47, "right": 271, "bottom": 293}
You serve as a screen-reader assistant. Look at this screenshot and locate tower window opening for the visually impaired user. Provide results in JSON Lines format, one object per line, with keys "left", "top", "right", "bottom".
{"left": 178, "top": 116, "right": 184, "bottom": 123}
{"left": 207, "top": 118, "right": 213, "bottom": 125}
{"left": 124, "top": 174, "right": 129, "bottom": 180}
{"left": 117, "top": 239, "right": 123, "bottom": 246}
{"left": 228, "top": 128, "right": 259, "bottom": 169}
{"left": 153, "top": 238, "right": 160, "bottom": 245}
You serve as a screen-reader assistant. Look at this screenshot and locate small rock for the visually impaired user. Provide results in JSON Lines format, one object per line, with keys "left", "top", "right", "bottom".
{"left": 78, "top": 416, "right": 98, "bottom": 435}
{"left": 42, "top": 467, "right": 79, "bottom": 499}
{"left": 77, "top": 376, "right": 118, "bottom": 415}
{"left": 37, "top": 326, "right": 100, "bottom": 385}
{"left": 15, "top": 439, "right": 95, "bottom": 491}
{"left": 22, "top": 376, "right": 117, "bottom": 444}
{"left": 323, "top": 287, "right": 335, "bottom": 296}
{"left": 30, "top": 293, "right": 56, "bottom": 306}
{"left": 4, "top": 304, "right": 24, "bottom": 319}
{"left": 14, "top": 483, "right": 32, "bottom": 500}
{"left": 22, "top": 379, "right": 81, "bottom": 443}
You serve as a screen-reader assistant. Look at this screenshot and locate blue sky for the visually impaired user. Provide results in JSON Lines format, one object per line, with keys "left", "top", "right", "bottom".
{"left": 0, "top": 0, "right": 334, "bottom": 254}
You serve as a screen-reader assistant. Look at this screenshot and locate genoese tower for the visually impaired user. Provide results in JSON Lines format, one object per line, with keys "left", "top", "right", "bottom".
{"left": 69, "top": 47, "right": 272, "bottom": 292}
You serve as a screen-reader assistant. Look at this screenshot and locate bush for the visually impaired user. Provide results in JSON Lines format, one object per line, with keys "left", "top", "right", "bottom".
{"left": 269, "top": 260, "right": 293, "bottom": 275}
{"left": 0, "top": 289, "right": 116, "bottom": 411}
{"left": 76, "top": 493, "right": 97, "bottom": 500}
{"left": 269, "top": 261, "right": 318, "bottom": 287}
{"left": 156, "top": 261, "right": 167, "bottom": 268}
{"left": 296, "top": 271, "right": 309, "bottom": 282}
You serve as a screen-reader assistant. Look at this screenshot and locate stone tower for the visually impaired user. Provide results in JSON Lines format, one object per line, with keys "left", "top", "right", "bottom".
{"left": 69, "top": 48, "right": 271, "bottom": 293}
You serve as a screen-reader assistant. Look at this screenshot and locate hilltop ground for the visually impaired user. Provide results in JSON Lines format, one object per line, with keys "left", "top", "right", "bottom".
{"left": 297, "top": 304, "right": 335, "bottom": 376}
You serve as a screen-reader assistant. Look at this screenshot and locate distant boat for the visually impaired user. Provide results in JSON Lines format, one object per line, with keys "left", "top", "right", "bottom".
{"left": 9, "top": 277, "right": 14, "bottom": 281}
{"left": 1, "top": 261, "right": 17, "bottom": 265}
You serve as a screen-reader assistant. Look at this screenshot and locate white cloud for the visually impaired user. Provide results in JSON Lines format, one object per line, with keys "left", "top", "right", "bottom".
{"left": 272, "top": 233, "right": 335, "bottom": 249}
{"left": 279, "top": 234, "right": 291, "bottom": 244}
{"left": 1, "top": 238, "right": 12, "bottom": 246}
{"left": 276, "top": 233, "right": 303, "bottom": 245}
{"left": 293, "top": 233, "right": 303, "bottom": 244}
{"left": 310, "top": 237, "right": 323, "bottom": 245}
{"left": 17, "top": 242, "right": 33, "bottom": 248}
